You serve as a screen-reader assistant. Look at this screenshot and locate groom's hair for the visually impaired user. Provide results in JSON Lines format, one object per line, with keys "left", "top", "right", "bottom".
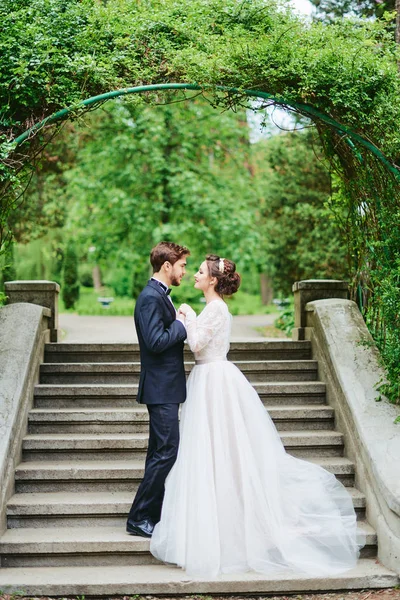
{"left": 150, "top": 242, "right": 190, "bottom": 273}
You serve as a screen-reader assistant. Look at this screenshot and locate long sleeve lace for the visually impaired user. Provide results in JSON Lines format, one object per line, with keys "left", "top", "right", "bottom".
{"left": 185, "top": 300, "right": 229, "bottom": 356}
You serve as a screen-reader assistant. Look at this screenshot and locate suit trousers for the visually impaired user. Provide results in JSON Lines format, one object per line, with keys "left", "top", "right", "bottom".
{"left": 128, "top": 403, "right": 180, "bottom": 524}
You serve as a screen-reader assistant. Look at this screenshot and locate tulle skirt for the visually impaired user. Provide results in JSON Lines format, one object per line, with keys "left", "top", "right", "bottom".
{"left": 150, "top": 360, "right": 364, "bottom": 578}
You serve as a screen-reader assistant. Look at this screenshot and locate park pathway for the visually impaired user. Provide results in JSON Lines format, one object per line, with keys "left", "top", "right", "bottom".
{"left": 59, "top": 313, "right": 280, "bottom": 343}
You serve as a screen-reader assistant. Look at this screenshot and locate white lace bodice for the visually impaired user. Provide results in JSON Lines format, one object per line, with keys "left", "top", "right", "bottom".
{"left": 185, "top": 299, "right": 231, "bottom": 362}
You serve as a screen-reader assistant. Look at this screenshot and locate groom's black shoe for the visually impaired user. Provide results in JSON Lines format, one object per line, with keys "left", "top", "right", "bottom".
{"left": 126, "top": 517, "right": 154, "bottom": 538}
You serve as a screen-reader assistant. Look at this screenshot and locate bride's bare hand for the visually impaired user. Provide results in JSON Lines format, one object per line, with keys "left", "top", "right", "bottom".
{"left": 178, "top": 303, "right": 191, "bottom": 316}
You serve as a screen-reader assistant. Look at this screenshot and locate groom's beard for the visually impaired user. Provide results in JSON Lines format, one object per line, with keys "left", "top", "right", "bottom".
{"left": 170, "top": 275, "right": 181, "bottom": 287}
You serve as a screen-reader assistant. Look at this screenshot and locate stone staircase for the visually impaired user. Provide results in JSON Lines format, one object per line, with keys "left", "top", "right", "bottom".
{"left": 0, "top": 341, "right": 397, "bottom": 595}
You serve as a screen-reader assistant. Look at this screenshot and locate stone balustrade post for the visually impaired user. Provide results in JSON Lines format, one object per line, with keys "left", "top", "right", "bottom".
{"left": 4, "top": 280, "right": 60, "bottom": 342}
{"left": 292, "top": 279, "right": 349, "bottom": 341}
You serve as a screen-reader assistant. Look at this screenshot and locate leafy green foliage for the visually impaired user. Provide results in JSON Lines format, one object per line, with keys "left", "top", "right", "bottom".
{"left": 2, "top": 1, "right": 400, "bottom": 243}
{"left": 11, "top": 232, "right": 63, "bottom": 285}
{"left": 1, "top": 1, "right": 399, "bottom": 155}
{"left": 7, "top": 140, "right": 72, "bottom": 245}
{"left": 79, "top": 265, "right": 94, "bottom": 288}
{"left": 57, "top": 99, "right": 261, "bottom": 295}
{"left": 60, "top": 286, "right": 133, "bottom": 316}
{"left": 274, "top": 301, "right": 295, "bottom": 337}
{"left": 61, "top": 239, "right": 79, "bottom": 309}
{"left": 1, "top": 240, "right": 16, "bottom": 288}
{"left": 365, "top": 258, "right": 400, "bottom": 404}
{"left": 252, "top": 129, "right": 349, "bottom": 295}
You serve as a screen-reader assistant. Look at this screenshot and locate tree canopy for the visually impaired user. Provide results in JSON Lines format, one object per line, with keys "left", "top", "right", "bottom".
{"left": 56, "top": 98, "right": 261, "bottom": 297}
{"left": 1, "top": 0, "right": 399, "bottom": 260}
{"left": 252, "top": 128, "right": 349, "bottom": 295}
{"left": 1, "top": 0, "right": 399, "bottom": 162}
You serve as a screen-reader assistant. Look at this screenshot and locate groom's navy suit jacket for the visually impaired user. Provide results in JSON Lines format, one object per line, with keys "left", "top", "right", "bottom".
{"left": 134, "top": 279, "right": 187, "bottom": 405}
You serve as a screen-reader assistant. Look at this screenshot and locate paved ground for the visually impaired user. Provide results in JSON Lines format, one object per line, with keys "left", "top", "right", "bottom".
{"left": 58, "top": 313, "right": 281, "bottom": 343}
{"left": 1, "top": 588, "right": 399, "bottom": 600}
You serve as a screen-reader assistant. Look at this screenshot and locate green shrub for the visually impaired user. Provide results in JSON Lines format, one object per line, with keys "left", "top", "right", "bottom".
{"left": 62, "top": 240, "right": 80, "bottom": 309}
{"left": 60, "top": 286, "right": 134, "bottom": 316}
{"left": 79, "top": 264, "right": 94, "bottom": 288}
{"left": 274, "top": 301, "right": 295, "bottom": 337}
{"left": 105, "top": 266, "right": 133, "bottom": 298}
{"left": 1, "top": 241, "right": 16, "bottom": 288}
{"left": 365, "top": 267, "right": 400, "bottom": 405}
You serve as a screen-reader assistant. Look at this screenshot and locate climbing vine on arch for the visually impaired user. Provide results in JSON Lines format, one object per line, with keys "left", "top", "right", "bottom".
{"left": 1, "top": 0, "right": 399, "bottom": 401}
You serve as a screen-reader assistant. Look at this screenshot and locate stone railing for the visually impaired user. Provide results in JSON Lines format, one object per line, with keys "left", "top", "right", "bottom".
{"left": 0, "top": 304, "right": 51, "bottom": 533}
{"left": 292, "top": 279, "right": 348, "bottom": 340}
{"left": 5, "top": 280, "right": 60, "bottom": 342}
{"left": 293, "top": 279, "right": 400, "bottom": 575}
{"left": 0, "top": 281, "right": 59, "bottom": 533}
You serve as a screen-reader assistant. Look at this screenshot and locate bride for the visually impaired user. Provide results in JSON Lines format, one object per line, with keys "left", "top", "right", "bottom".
{"left": 150, "top": 254, "right": 364, "bottom": 578}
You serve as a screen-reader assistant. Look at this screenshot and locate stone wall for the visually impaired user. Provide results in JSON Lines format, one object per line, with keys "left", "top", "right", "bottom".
{"left": 304, "top": 298, "right": 400, "bottom": 574}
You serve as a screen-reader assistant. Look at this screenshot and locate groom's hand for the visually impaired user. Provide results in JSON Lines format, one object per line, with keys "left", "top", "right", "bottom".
{"left": 176, "top": 306, "right": 187, "bottom": 326}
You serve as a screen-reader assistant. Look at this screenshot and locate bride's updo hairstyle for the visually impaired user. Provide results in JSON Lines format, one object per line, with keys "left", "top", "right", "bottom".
{"left": 206, "top": 254, "right": 241, "bottom": 296}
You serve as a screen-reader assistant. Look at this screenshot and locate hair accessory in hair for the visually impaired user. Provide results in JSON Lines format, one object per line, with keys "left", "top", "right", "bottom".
{"left": 219, "top": 258, "right": 225, "bottom": 274}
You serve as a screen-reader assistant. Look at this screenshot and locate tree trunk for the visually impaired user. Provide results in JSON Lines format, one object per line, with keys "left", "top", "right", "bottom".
{"left": 260, "top": 273, "right": 274, "bottom": 305}
{"left": 92, "top": 264, "right": 102, "bottom": 290}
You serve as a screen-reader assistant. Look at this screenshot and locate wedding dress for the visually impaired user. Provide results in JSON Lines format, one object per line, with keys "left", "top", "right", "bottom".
{"left": 150, "top": 299, "right": 364, "bottom": 578}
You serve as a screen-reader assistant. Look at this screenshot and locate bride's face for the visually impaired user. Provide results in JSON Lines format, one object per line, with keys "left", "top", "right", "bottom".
{"left": 194, "top": 261, "right": 214, "bottom": 292}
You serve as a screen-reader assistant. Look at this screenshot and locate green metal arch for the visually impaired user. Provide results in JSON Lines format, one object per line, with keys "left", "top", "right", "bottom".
{"left": 13, "top": 82, "right": 400, "bottom": 180}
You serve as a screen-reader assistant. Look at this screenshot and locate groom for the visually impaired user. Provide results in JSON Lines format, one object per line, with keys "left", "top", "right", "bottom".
{"left": 126, "top": 241, "right": 190, "bottom": 538}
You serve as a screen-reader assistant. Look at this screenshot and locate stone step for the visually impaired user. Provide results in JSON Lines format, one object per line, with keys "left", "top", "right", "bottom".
{"left": 44, "top": 341, "right": 312, "bottom": 363}
{"left": 6, "top": 488, "right": 366, "bottom": 529}
{"left": 29, "top": 407, "right": 149, "bottom": 434}
{"left": 33, "top": 382, "right": 327, "bottom": 408}
{"left": 28, "top": 405, "right": 334, "bottom": 435}
{"left": 21, "top": 430, "right": 343, "bottom": 462}
{"left": 40, "top": 360, "right": 319, "bottom": 384}
{"left": 0, "top": 559, "right": 397, "bottom": 596}
{"left": 0, "top": 521, "right": 376, "bottom": 568}
{"left": 14, "top": 456, "right": 356, "bottom": 493}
